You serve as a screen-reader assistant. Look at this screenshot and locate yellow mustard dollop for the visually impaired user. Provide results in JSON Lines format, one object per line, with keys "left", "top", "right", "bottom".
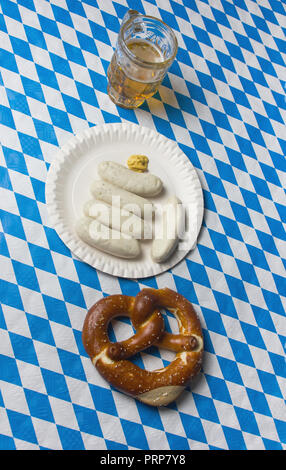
{"left": 127, "top": 154, "right": 149, "bottom": 172}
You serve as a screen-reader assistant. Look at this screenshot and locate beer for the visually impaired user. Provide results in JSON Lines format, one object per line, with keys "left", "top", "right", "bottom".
{"left": 106, "top": 11, "right": 178, "bottom": 109}
{"left": 107, "top": 39, "right": 164, "bottom": 109}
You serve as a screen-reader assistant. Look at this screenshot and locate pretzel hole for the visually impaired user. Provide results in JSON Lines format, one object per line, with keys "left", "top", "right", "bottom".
{"left": 139, "top": 348, "right": 176, "bottom": 371}
{"left": 108, "top": 316, "right": 135, "bottom": 342}
{"left": 129, "top": 340, "right": 177, "bottom": 372}
{"left": 161, "top": 308, "right": 179, "bottom": 335}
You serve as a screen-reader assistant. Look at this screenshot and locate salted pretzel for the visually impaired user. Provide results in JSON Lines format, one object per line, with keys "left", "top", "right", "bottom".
{"left": 82, "top": 288, "right": 203, "bottom": 406}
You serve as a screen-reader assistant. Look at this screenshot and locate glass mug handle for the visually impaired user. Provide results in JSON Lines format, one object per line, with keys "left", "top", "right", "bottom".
{"left": 121, "top": 9, "right": 140, "bottom": 25}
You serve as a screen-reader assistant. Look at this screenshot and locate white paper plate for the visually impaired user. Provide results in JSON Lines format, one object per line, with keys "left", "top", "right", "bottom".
{"left": 46, "top": 123, "right": 204, "bottom": 278}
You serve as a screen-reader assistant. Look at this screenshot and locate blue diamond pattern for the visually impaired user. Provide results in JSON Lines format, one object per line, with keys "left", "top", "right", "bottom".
{"left": 41, "top": 368, "right": 71, "bottom": 402}
{"left": 57, "top": 425, "right": 85, "bottom": 450}
{"left": 0, "top": 0, "right": 285, "bottom": 451}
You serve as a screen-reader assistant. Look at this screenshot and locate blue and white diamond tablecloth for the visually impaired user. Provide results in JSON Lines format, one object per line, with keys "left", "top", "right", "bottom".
{"left": 0, "top": 0, "right": 285, "bottom": 451}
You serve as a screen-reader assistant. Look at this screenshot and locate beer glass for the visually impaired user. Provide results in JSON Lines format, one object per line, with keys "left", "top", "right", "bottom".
{"left": 107, "top": 10, "right": 178, "bottom": 109}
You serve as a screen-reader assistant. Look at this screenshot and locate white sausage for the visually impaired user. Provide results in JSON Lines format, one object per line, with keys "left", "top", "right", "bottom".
{"left": 98, "top": 161, "right": 163, "bottom": 197}
{"left": 84, "top": 199, "right": 152, "bottom": 239}
{"left": 75, "top": 217, "right": 141, "bottom": 259}
{"left": 151, "top": 196, "right": 184, "bottom": 263}
{"left": 90, "top": 180, "right": 153, "bottom": 220}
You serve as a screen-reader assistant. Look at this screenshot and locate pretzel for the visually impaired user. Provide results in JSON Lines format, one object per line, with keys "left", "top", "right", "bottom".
{"left": 82, "top": 288, "right": 203, "bottom": 406}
